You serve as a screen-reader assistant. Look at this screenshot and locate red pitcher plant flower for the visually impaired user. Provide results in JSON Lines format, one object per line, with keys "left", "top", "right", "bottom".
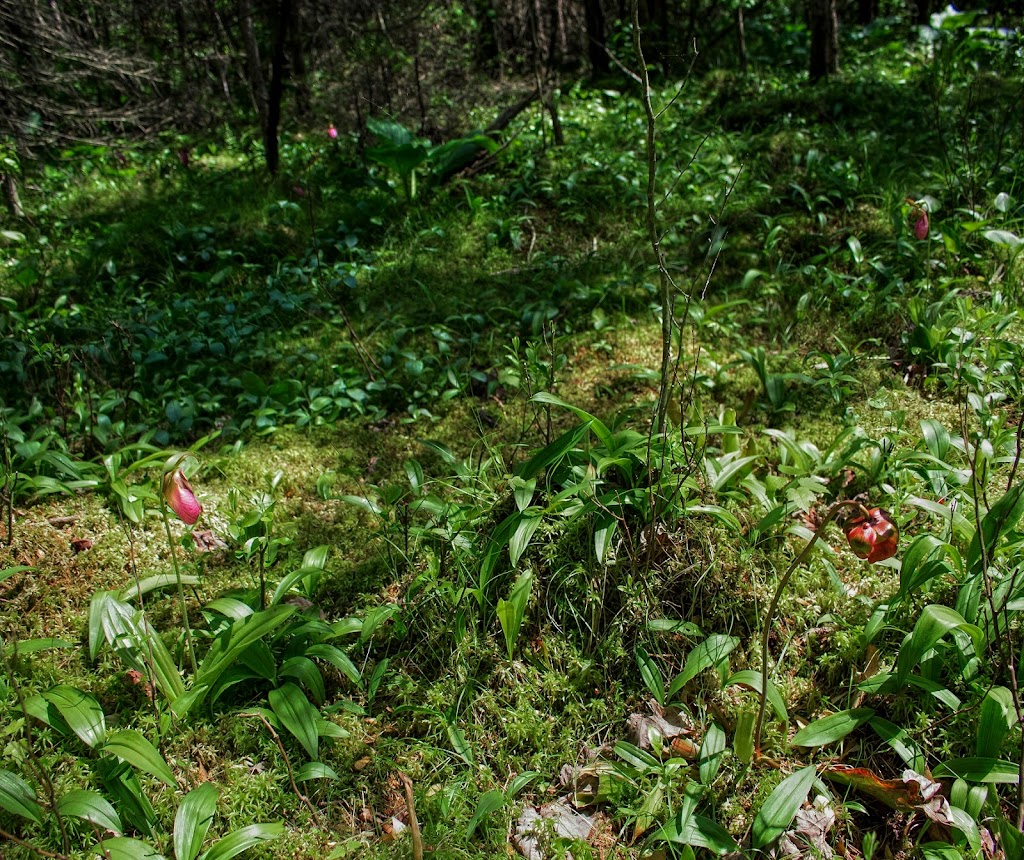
{"left": 754, "top": 500, "right": 899, "bottom": 755}
{"left": 843, "top": 507, "right": 899, "bottom": 563}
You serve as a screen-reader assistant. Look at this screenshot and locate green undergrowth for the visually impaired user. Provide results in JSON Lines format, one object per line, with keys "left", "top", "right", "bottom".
{"left": 3, "top": 15, "right": 1024, "bottom": 860}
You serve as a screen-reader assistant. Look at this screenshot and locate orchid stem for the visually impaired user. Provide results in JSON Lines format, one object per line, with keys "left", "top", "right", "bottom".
{"left": 754, "top": 500, "right": 868, "bottom": 756}
{"left": 161, "top": 502, "right": 198, "bottom": 674}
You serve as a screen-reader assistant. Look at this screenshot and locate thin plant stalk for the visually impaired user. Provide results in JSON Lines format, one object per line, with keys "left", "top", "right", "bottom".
{"left": 754, "top": 500, "right": 868, "bottom": 755}
{"left": 161, "top": 501, "right": 198, "bottom": 674}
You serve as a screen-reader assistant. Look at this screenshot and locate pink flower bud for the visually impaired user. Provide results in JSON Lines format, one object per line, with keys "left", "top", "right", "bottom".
{"left": 327, "top": 124, "right": 338, "bottom": 140}
{"left": 163, "top": 469, "right": 203, "bottom": 525}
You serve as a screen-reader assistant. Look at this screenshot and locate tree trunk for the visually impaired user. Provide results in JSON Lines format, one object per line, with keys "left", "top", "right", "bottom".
{"left": 584, "top": 0, "right": 609, "bottom": 75}
{"left": 737, "top": 3, "right": 748, "bottom": 73}
{"left": 808, "top": 0, "right": 839, "bottom": 83}
{"left": 239, "top": 0, "right": 268, "bottom": 124}
{"left": 264, "top": 0, "right": 291, "bottom": 176}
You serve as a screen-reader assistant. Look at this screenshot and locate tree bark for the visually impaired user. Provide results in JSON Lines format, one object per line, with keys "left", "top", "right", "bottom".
{"left": 808, "top": 0, "right": 839, "bottom": 83}
{"left": 584, "top": 0, "right": 609, "bottom": 75}
{"left": 737, "top": 3, "right": 748, "bottom": 73}
{"left": 264, "top": 0, "right": 291, "bottom": 176}
{"left": 239, "top": 0, "right": 269, "bottom": 124}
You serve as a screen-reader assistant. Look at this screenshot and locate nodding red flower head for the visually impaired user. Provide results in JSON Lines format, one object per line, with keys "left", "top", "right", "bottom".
{"left": 293, "top": 184, "right": 306, "bottom": 197}
{"left": 843, "top": 507, "right": 899, "bottom": 563}
{"left": 327, "top": 124, "right": 338, "bottom": 140}
{"left": 163, "top": 469, "right": 203, "bottom": 525}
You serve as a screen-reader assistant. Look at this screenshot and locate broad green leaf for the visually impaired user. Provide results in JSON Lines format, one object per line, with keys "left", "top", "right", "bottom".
{"left": 0, "top": 565, "right": 33, "bottom": 585}
{"left": 121, "top": 575, "right": 199, "bottom": 602}
{"left": 919, "top": 845, "right": 964, "bottom": 860}
{"left": 869, "top": 716, "right": 925, "bottom": 772}
{"left": 934, "top": 757, "right": 1020, "bottom": 783}
{"left": 11, "top": 638, "right": 75, "bottom": 654}
{"left": 977, "top": 686, "right": 1017, "bottom": 758}
{"left": 669, "top": 635, "right": 739, "bottom": 697}
{"left": 447, "top": 722, "right": 474, "bottom": 765}
{"left": 857, "top": 672, "right": 961, "bottom": 710}
{"left": 725, "top": 670, "right": 788, "bottom": 722}
{"left": 699, "top": 723, "right": 726, "bottom": 787}
{"left": 529, "top": 392, "right": 612, "bottom": 447}
{"left": 466, "top": 789, "right": 505, "bottom": 839}
{"left": 102, "top": 729, "right": 176, "bottom": 787}
{"left": 791, "top": 708, "right": 874, "bottom": 747}
{"left": 0, "top": 768, "right": 43, "bottom": 823}
{"left": 966, "top": 482, "right": 1024, "bottom": 576}
{"left": 191, "top": 606, "right": 296, "bottom": 710}
{"left": 305, "top": 643, "right": 361, "bottom": 686}
{"left": 43, "top": 685, "right": 106, "bottom": 749}
{"left": 593, "top": 514, "right": 617, "bottom": 563}
{"left": 279, "top": 656, "right": 326, "bottom": 705}
{"left": 199, "top": 823, "right": 284, "bottom": 860}
{"left": 57, "top": 789, "right": 122, "bottom": 835}
{"left": 268, "top": 683, "right": 319, "bottom": 761}
{"left": 515, "top": 420, "right": 593, "bottom": 481}
{"left": 983, "top": 229, "right": 1022, "bottom": 248}
{"left": 174, "top": 783, "right": 219, "bottom": 860}
{"left": 733, "top": 710, "right": 754, "bottom": 764}
{"left": 295, "top": 762, "right": 339, "bottom": 781}
{"left": 90, "top": 837, "right": 166, "bottom": 860}
{"left": 653, "top": 808, "right": 738, "bottom": 854}
{"left": 895, "top": 605, "right": 983, "bottom": 684}
{"left": 508, "top": 508, "right": 543, "bottom": 567}
{"left": 752, "top": 765, "right": 816, "bottom": 848}
{"left": 636, "top": 646, "right": 665, "bottom": 706}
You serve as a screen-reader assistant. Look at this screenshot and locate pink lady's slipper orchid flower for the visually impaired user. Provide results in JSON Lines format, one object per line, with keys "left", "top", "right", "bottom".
{"left": 907, "top": 198, "right": 929, "bottom": 240}
{"left": 327, "top": 123, "right": 338, "bottom": 140}
{"left": 843, "top": 507, "right": 899, "bottom": 563}
{"left": 163, "top": 469, "right": 203, "bottom": 525}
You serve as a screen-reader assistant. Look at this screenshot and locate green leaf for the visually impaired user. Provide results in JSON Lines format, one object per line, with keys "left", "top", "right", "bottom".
{"left": 733, "top": 710, "right": 755, "bottom": 765}
{"left": 447, "top": 721, "right": 475, "bottom": 765}
{"left": 190, "top": 606, "right": 296, "bottom": 713}
{"left": 966, "top": 482, "right": 1024, "bottom": 576}
{"left": 669, "top": 634, "right": 739, "bottom": 697}
{"left": 725, "top": 670, "right": 788, "bottom": 723}
{"left": 869, "top": 716, "right": 925, "bottom": 772}
{"left": 529, "top": 392, "right": 612, "bottom": 447}
{"left": 977, "top": 686, "right": 1017, "bottom": 758}
{"left": 199, "top": 823, "right": 284, "bottom": 860}
{"left": 508, "top": 508, "right": 543, "bottom": 567}
{"left": 515, "top": 420, "right": 593, "bottom": 480}
{"left": 653, "top": 809, "right": 738, "bottom": 854}
{"left": 0, "top": 768, "right": 44, "bottom": 823}
{"left": 699, "top": 723, "right": 726, "bottom": 787}
{"left": 791, "top": 708, "right": 874, "bottom": 747}
{"left": 102, "top": 729, "right": 176, "bottom": 788}
{"left": 43, "top": 685, "right": 106, "bottom": 749}
{"left": 466, "top": 789, "right": 505, "bottom": 839}
{"left": 636, "top": 646, "right": 665, "bottom": 706}
{"left": 0, "top": 565, "right": 34, "bottom": 585}
{"left": 295, "top": 762, "right": 339, "bottom": 781}
{"left": 121, "top": 575, "right": 199, "bottom": 602}
{"left": 305, "top": 643, "right": 361, "bottom": 686}
{"left": 268, "top": 683, "right": 320, "bottom": 761}
{"left": 934, "top": 757, "right": 1020, "bottom": 783}
{"left": 496, "top": 569, "right": 533, "bottom": 661}
{"left": 752, "top": 765, "right": 817, "bottom": 848}
{"left": 11, "top": 637, "right": 75, "bottom": 654}
{"left": 895, "top": 605, "right": 984, "bottom": 684}
{"left": 57, "top": 789, "right": 123, "bottom": 835}
{"left": 174, "top": 783, "right": 219, "bottom": 860}
{"left": 90, "top": 837, "right": 166, "bottom": 860}
{"left": 983, "top": 229, "right": 1022, "bottom": 248}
